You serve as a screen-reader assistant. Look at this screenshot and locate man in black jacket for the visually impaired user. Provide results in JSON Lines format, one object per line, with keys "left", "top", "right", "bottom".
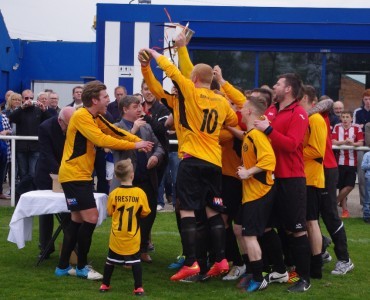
{"left": 34, "top": 107, "right": 75, "bottom": 258}
{"left": 141, "top": 80, "right": 170, "bottom": 185}
{"left": 9, "top": 89, "right": 52, "bottom": 181}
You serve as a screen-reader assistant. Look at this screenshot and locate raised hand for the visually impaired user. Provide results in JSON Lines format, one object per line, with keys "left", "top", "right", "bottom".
{"left": 131, "top": 117, "right": 146, "bottom": 134}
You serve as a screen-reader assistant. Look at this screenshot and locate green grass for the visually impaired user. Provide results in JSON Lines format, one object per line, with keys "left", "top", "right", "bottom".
{"left": 1, "top": 206, "right": 369, "bottom": 299}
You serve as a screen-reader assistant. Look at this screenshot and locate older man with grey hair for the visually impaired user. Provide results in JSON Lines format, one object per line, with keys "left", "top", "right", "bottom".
{"left": 35, "top": 106, "right": 75, "bottom": 259}
{"left": 48, "top": 92, "right": 61, "bottom": 113}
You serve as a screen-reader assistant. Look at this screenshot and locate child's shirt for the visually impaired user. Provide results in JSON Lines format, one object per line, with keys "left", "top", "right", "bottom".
{"left": 332, "top": 123, "right": 364, "bottom": 166}
{"left": 241, "top": 128, "right": 275, "bottom": 203}
{"left": 107, "top": 185, "right": 151, "bottom": 255}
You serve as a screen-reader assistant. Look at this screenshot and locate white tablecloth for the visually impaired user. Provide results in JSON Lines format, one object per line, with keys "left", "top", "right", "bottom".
{"left": 7, "top": 190, "right": 108, "bottom": 249}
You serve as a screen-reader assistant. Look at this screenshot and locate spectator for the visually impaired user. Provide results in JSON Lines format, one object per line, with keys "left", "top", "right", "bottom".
{"left": 107, "top": 86, "right": 127, "bottom": 122}
{"left": 67, "top": 86, "right": 83, "bottom": 107}
{"left": 141, "top": 79, "right": 170, "bottom": 184}
{"left": 110, "top": 95, "right": 165, "bottom": 263}
{"left": 361, "top": 151, "right": 370, "bottom": 223}
{"left": 4, "top": 92, "right": 22, "bottom": 118}
{"left": 353, "top": 89, "right": 370, "bottom": 207}
{"left": 3, "top": 92, "right": 22, "bottom": 186}
{"left": 0, "top": 110, "right": 12, "bottom": 199}
{"left": 34, "top": 107, "right": 75, "bottom": 259}
{"left": 330, "top": 101, "right": 344, "bottom": 128}
{"left": 48, "top": 92, "right": 61, "bottom": 113}
{"left": 9, "top": 89, "right": 52, "bottom": 181}
{"left": 38, "top": 91, "right": 57, "bottom": 116}
{"left": 332, "top": 111, "right": 364, "bottom": 218}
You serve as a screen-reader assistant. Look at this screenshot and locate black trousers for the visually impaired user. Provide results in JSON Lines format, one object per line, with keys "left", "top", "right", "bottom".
{"left": 320, "top": 167, "right": 349, "bottom": 261}
{"left": 135, "top": 180, "right": 158, "bottom": 253}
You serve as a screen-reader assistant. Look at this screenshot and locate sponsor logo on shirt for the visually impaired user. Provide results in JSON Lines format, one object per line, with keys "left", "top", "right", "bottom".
{"left": 67, "top": 198, "right": 78, "bottom": 206}
{"left": 295, "top": 223, "right": 303, "bottom": 230}
{"left": 213, "top": 197, "right": 224, "bottom": 206}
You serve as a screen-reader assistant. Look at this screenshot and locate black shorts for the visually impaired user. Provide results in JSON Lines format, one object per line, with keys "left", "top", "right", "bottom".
{"left": 61, "top": 180, "right": 96, "bottom": 211}
{"left": 306, "top": 186, "right": 321, "bottom": 221}
{"left": 241, "top": 188, "right": 274, "bottom": 237}
{"left": 177, "top": 157, "right": 224, "bottom": 213}
{"left": 221, "top": 175, "right": 242, "bottom": 219}
{"left": 337, "top": 165, "right": 357, "bottom": 190}
{"left": 106, "top": 248, "right": 141, "bottom": 266}
{"left": 274, "top": 178, "right": 307, "bottom": 233}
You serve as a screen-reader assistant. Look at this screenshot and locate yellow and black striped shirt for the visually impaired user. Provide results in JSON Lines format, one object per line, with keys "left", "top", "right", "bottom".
{"left": 107, "top": 185, "right": 151, "bottom": 255}
{"left": 59, "top": 107, "right": 141, "bottom": 183}
{"left": 241, "top": 128, "right": 275, "bottom": 202}
{"left": 157, "top": 55, "right": 238, "bottom": 167}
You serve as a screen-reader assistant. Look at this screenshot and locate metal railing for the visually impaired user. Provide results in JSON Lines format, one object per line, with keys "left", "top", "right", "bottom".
{"left": 0, "top": 136, "right": 38, "bottom": 206}
{"left": 0, "top": 135, "right": 179, "bottom": 206}
{"left": 0, "top": 135, "right": 368, "bottom": 207}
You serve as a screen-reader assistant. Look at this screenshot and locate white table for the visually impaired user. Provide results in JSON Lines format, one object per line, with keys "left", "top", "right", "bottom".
{"left": 7, "top": 190, "right": 108, "bottom": 249}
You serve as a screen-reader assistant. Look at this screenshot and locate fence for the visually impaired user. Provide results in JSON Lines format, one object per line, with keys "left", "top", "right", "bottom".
{"left": 0, "top": 135, "right": 368, "bottom": 207}
{"left": 0, "top": 135, "right": 179, "bottom": 206}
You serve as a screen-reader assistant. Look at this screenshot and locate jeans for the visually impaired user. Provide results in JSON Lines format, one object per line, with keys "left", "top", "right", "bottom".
{"left": 16, "top": 151, "right": 39, "bottom": 180}
{"left": 364, "top": 177, "right": 370, "bottom": 219}
{"left": 168, "top": 152, "right": 180, "bottom": 205}
{"left": 157, "top": 152, "right": 180, "bottom": 207}
{"left": 357, "top": 151, "right": 365, "bottom": 206}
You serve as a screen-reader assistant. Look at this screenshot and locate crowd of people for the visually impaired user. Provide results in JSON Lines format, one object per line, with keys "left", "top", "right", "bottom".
{"left": 1, "top": 30, "right": 369, "bottom": 296}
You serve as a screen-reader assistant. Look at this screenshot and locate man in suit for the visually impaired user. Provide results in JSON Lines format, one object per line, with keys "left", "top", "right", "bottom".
{"left": 34, "top": 107, "right": 75, "bottom": 258}
{"left": 110, "top": 95, "right": 165, "bottom": 263}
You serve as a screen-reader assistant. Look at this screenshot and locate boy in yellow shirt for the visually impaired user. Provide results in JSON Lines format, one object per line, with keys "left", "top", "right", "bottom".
{"left": 237, "top": 96, "right": 278, "bottom": 292}
{"left": 100, "top": 159, "right": 151, "bottom": 296}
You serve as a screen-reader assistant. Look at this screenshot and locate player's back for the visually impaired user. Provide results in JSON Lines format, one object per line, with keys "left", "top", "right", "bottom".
{"left": 180, "top": 87, "right": 237, "bottom": 167}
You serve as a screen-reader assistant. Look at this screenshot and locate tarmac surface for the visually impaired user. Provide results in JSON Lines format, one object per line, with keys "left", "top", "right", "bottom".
{"left": 0, "top": 181, "right": 364, "bottom": 218}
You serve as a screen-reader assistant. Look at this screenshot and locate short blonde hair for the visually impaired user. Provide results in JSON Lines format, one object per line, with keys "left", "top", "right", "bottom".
{"left": 191, "top": 63, "right": 214, "bottom": 85}
{"left": 114, "top": 159, "right": 133, "bottom": 181}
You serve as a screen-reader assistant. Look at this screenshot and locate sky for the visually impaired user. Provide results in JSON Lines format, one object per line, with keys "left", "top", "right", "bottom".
{"left": 1, "top": 0, "right": 370, "bottom": 42}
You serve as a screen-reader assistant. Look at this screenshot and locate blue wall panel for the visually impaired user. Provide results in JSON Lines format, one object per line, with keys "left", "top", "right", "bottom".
{"left": 97, "top": 4, "right": 370, "bottom": 42}
{"left": 0, "top": 12, "right": 21, "bottom": 101}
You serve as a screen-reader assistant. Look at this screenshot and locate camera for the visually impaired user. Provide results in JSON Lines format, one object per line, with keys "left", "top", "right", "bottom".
{"left": 31, "top": 100, "right": 37, "bottom": 106}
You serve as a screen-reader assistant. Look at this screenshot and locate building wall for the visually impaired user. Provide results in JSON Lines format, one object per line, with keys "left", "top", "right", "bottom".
{"left": 0, "top": 11, "right": 20, "bottom": 103}
{"left": 339, "top": 76, "right": 365, "bottom": 112}
{"left": 96, "top": 4, "right": 370, "bottom": 98}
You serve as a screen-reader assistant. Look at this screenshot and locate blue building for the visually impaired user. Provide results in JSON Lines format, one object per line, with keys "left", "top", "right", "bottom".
{"left": 95, "top": 4, "right": 370, "bottom": 111}
{"left": 1, "top": 4, "right": 370, "bottom": 110}
{"left": 0, "top": 10, "right": 95, "bottom": 106}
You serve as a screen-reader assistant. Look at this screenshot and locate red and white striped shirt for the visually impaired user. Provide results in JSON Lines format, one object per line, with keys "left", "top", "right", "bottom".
{"left": 332, "top": 123, "right": 364, "bottom": 166}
